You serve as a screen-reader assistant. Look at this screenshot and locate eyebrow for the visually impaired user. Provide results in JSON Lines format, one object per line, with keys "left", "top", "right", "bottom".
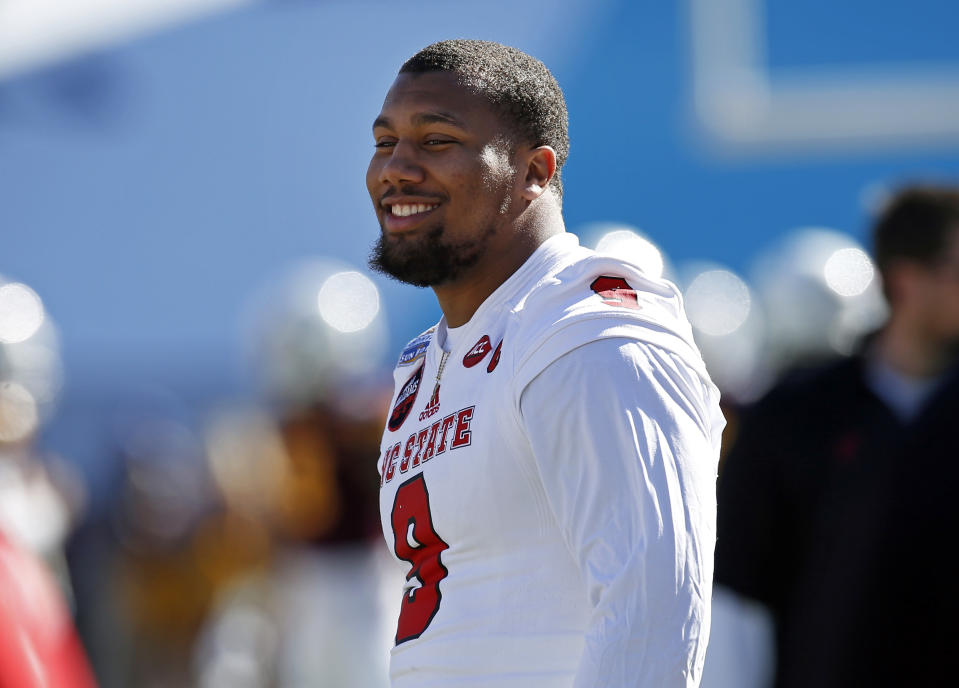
{"left": 372, "top": 111, "right": 467, "bottom": 131}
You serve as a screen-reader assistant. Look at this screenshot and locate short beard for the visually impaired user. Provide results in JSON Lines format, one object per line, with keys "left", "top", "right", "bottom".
{"left": 369, "top": 224, "right": 494, "bottom": 287}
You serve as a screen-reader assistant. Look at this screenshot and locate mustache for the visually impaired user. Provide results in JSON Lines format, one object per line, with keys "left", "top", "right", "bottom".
{"left": 378, "top": 186, "right": 447, "bottom": 205}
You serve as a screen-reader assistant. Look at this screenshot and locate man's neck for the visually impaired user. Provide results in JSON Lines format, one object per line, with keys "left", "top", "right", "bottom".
{"left": 434, "top": 202, "right": 565, "bottom": 327}
{"left": 875, "top": 319, "right": 952, "bottom": 379}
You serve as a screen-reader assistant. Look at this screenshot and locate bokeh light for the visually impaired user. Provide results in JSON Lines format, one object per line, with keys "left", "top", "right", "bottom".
{"left": 685, "top": 269, "right": 752, "bottom": 336}
{"left": 680, "top": 264, "right": 768, "bottom": 401}
{"left": 317, "top": 271, "right": 380, "bottom": 334}
{"left": 242, "top": 259, "right": 390, "bottom": 408}
{"left": 1, "top": 316, "right": 64, "bottom": 412}
{"left": 0, "top": 282, "right": 45, "bottom": 344}
{"left": 752, "top": 228, "right": 888, "bottom": 369}
{"left": 595, "top": 229, "right": 666, "bottom": 279}
{"left": 823, "top": 247, "right": 874, "bottom": 297}
{"left": 578, "top": 222, "right": 673, "bottom": 280}
{"left": 0, "top": 381, "right": 39, "bottom": 443}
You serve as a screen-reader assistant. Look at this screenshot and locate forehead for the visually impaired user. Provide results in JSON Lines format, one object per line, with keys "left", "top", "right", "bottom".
{"left": 375, "top": 71, "right": 503, "bottom": 130}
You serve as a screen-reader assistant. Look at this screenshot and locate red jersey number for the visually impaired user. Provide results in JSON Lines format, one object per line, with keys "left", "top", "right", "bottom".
{"left": 391, "top": 474, "right": 449, "bottom": 644}
{"left": 590, "top": 275, "right": 640, "bottom": 310}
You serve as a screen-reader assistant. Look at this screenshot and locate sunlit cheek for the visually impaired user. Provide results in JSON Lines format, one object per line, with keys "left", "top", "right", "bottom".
{"left": 474, "top": 152, "right": 517, "bottom": 218}
{"left": 479, "top": 144, "right": 514, "bottom": 188}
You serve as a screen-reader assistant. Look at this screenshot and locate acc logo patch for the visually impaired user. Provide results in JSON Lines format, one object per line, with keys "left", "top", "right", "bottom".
{"left": 397, "top": 328, "right": 434, "bottom": 367}
{"left": 486, "top": 339, "right": 503, "bottom": 373}
{"left": 388, "top": 364, "right": 423, "bottom": 432}
{"left": 463, "top": 335, "right": 492, "bottom": 368}
{"left": 590, "top": 276, "right": 641, "bottom": 310}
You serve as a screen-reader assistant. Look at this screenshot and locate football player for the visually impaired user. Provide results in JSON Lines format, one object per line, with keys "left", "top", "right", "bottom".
{"left": 367, "top": 40, "right": 724, "bottom": 688}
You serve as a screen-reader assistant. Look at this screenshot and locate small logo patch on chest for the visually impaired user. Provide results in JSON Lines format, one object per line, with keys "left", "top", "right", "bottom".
{"left": 389, "top": 364, "right": 423, "bottom": 432}
{"left": 463, "top": 335, "right": 492, "bottom": 368}
{"left": 397, "top": 330, "right": 433, "bottom": 367}
{"left": 486, "top": 339, "right": 503, "bottom": 373}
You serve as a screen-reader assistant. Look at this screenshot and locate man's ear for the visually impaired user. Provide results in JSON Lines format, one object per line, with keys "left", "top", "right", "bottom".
{"left": 520, "top": 146, "right": 557, "bottom": 201}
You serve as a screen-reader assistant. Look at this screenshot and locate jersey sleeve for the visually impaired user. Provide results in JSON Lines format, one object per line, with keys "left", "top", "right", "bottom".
{"left": 519, "top": 337, "right": 721, "bottom": 688}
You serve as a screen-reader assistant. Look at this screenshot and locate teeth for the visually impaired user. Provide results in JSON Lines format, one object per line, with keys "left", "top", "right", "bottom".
{"left": 390, "top": 203, "right": 438, "bottom": 217}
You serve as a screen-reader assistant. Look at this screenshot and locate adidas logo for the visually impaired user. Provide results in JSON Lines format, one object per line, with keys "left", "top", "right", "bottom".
{"left": 419, "top": 386, "right": 441, "bottom": 421}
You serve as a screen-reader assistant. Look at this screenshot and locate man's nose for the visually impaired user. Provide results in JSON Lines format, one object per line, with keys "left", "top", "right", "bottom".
{"left": 379, "top": 140, "right": 426, "bottom": 186}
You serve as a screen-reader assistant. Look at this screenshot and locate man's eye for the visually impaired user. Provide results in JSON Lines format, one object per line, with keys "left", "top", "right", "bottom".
{"left": 424, "top": 139, "right": 453, "bottom": 146}
{"left": 374, "top": 140, "right": 396, "bottom": 149}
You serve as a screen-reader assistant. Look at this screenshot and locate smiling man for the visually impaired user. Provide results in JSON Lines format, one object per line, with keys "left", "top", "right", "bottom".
{"left": 367, "top": 40, "right": 724, "bottom": 688}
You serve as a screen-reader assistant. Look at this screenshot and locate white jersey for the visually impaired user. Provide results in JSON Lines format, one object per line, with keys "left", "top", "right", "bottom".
{"left": 377, "top": 232, "right": 724, "bottom": 687}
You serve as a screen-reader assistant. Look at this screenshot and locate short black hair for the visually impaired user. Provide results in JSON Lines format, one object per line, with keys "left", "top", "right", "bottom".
{"left": 400, "top": 39, "right": 569, "bottom": 200}
{"left": 873, "top": 185, "right": 959, "bottom": 291}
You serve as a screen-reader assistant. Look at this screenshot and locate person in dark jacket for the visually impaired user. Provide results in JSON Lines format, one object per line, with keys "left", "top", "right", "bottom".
{"left": 706, "top": 185, "right": 959, "bottom": 688}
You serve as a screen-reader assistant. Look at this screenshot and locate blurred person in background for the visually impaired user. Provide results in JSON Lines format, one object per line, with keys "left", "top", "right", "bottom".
{"left": 224, "top": 260, "right": 402, "bottom": 688}
{"left": 367, "top": 40, "right": 724, "bottom": 687}
{"left": 59, "top": 414, "right": 269, "bottom": 688}
{"left": 66, "top": 261, "right": 399, "bottom": 687}
{"left": 704, "top": 185, "right": 959, "bottom": 688}
{"left": 109, "top": 422, "right": 270, "bottom": 688}
{"left": 261, "top": 385, "right": 398, "bottom": 688}
{"left": 72, "top": 380, "right": 395, "bottom": 688}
